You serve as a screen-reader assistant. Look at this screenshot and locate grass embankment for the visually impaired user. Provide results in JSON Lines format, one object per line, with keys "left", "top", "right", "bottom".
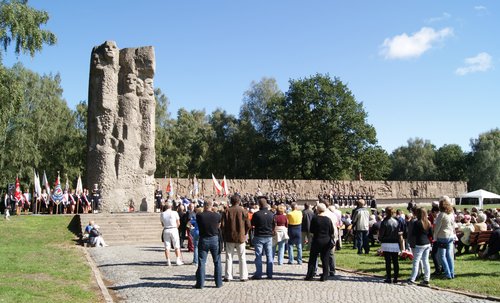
{"left": 329, "top": 242, "right": 500, "bottom": 297}
{"left": 0, "top": 215, "right": 100, "bottom": 303}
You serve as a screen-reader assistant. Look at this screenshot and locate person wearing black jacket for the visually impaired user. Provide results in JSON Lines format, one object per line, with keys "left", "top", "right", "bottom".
{"left": 301, "top": 203, "right": 314, "bottom": 250}
{"left": 194, "top": 200, "right": 222, "bottom": 289}
{"left": 304, "top": 203, "right": 335, "bottom": 282}
{"left": 379, "top": 207, "right": 402, "bottom": 283}
{"left": 250, "top": 197, "right": 275, "bottom": 280}
{"left": 407, "top": 207, "right": 432, "bottom": 285}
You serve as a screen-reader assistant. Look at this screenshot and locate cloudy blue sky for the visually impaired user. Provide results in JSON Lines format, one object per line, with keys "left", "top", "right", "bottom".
{"left": 4, "top": 1, "right": 499, "bottom": 153}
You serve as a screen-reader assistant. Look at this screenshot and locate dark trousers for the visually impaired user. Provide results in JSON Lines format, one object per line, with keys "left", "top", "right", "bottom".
{"left": 355, "top": 230, "right": 369, "bottom": 254}
{"left": 456, "top": 241, "right": 470, "bottom": 254}
{"left": 384, "top": 252, "right": 399, "bottom": 281}
{"left": 431, "top": 242, "right": 442, "bottom": 273}
{"left": 329, "top": 248, "right": 336, "bottom": 275}
{"left": 306, "top": 242, "right": 330, "bottom": 281}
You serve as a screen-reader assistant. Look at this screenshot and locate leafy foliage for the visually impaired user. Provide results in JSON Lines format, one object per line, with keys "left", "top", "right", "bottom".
{"left": 276, "top": 74, "right": 377, "bottom": 179}
{"left": 0, "top": 0, "right": 56, "bottom": 60}
{"left": 435, "top": 144, "right": 467, "bottom": 181}
{"left": 390, "top": 138, "right": 437, "bottom": 181}
{"left": 0, "top": 64, "right": 84, "bottom": 188}
{"left": 467, "top": 129, "right": 500, "bottom": 192}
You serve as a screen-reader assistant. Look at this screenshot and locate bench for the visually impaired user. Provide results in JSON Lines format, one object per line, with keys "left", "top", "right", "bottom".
{"left": 470, "top": 230, "right": 493, "bottom": 256}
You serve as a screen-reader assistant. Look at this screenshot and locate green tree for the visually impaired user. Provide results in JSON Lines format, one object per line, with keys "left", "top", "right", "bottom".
{"left": 435, "top": 144, "right": 467, "bottom": 181}
{"left": 276, "top": 73, "right": 377, "bottom": 179}
{"left": 467, "top": 129, "right": 500, "bottom": 192}
{"left": 0, "top": 0, "right": 56, "bottom": 60}
{"left": 154, "top": 88, "right": 173, "bottom": 178}
{"left": 203, "top": 109, "right": 239, "bottom": 177}
{"left": 167, "top": 109, "right": 211, "bottom": 178}
{"left": 358, "top": 146, "right": 391, "bottom": 180}
{"left": 390, "top": 138, "right": 437, "bottom": 180}
{"left": 0, "top": 64, "right": 80, "bottom": 187}
{"left": 238, "top": 78, "right": 283, "bottom": 178}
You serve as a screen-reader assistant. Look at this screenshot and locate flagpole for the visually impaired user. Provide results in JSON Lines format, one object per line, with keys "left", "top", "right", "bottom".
{"left": 33, "top": 170, "right": 37, "bottom": 215}
{"left": 76, "top": 175, "right": 79, "bottom": 214}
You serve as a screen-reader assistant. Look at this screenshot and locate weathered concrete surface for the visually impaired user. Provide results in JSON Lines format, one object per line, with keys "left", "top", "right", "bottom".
{"left": 89, "top": 245, "right": 494, "bottom": 303}
{"left": 155, "top": 178, "right": 467, "bottom": 200}
{"left": 87, "top": 41, "right": 156, "bottom": 213}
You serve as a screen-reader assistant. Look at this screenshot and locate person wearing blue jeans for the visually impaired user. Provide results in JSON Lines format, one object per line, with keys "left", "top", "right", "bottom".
{"left": 189, "top": 210, "right": 200, "bottom": 265}
{"left": 408, "top": 207, "right": 432, "bottom": 285}
{"left": 251, "top": 197, "right": 275, "bottom": 279}
{"left": 194, "top": 201, "right": 222, "bottom": 289}
{"left": 433, "top": 196, "right": 456, "bottom": 279}
{"left": 287, "top": 203, "right": 303, "bottom": 265}
{"left": 352, "top": 200, "right": 370, "bottom": 254}
{"left": 253, "top": 236, "right": 274, "bottom": 278}
{"left": 196, "top": 235, "right": 222, "bottom": 288}
{"left": 437, "top": 238, "right": 454, "bottom": 278}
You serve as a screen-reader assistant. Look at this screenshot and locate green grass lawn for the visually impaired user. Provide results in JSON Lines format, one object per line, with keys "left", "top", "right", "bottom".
{"left": 318, "top": 242, "right": 500, "bottom": 297}
{"left": 0, "top": 215, "right": 100, "bottom": 303}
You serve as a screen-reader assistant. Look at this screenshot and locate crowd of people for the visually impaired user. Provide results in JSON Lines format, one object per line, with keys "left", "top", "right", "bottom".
{"left": 157, "top": 193, "right": 499, "bottom": 288}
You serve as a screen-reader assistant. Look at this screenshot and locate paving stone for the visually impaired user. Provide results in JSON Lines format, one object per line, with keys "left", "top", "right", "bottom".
{"left": 89, "top": 245, "right": 495, "bottom": 303}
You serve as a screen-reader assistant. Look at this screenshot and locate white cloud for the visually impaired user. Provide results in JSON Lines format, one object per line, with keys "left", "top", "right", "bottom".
{"left": 474, "top": 5, "right": 489, "bottom": 16}
{"left": 380, "top": 27, "right": 454, "bottom": 60}
{"left": 455, "top": 52, "right": 493, "bottom": 76}
{"left": 426, "top": 12, "right": 451, "bottom": 23}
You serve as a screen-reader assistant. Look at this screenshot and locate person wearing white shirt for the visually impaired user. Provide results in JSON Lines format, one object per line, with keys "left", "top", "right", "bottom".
{"left": 161, "top": 201, "right": 184, "bottom": 266}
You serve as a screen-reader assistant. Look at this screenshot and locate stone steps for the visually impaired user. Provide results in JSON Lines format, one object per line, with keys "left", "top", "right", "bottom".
{"left": 78, "top": 212, "right": 166, "bottom": 246}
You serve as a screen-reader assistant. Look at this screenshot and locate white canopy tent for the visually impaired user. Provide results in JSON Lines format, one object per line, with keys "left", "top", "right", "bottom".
{"left": 458, "top": 189, "right": 500, "bottom": 208}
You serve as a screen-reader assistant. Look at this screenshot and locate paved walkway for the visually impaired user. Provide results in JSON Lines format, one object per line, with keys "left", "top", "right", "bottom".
{"left": 89, "top": 245, "right": 494, "bottom": 303}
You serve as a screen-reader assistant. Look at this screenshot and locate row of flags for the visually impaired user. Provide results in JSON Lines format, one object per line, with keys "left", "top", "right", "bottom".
{"left": 31, "top": 170, "right": 83, "bottom": 203}
{"left": 163, "top": 174, "right": 229, "bottom": 197}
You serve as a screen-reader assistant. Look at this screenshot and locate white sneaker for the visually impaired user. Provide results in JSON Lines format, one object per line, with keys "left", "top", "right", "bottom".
{"left": 176, "top": 259, "right": 184, "bottom": 266}
{"left": 166, "top": 260, "right": 171, "bottom": 266}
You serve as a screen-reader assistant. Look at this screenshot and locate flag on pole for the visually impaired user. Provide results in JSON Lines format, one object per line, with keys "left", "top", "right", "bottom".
{"left": 64, "top": 174, "right": 70, "bottom": 192}
{"left": 166, "top": 177, "right": 174, "bottom": 197}
{"left": 212, "top": 174, "right": 222, "bottom": 195}
{"left": 34, "top": 170, "right": 42, "bottom": 198}
{"left": 14, "top": 176, "right": 22, "bottom": 201}
{"left": 76, "top": 175, "right": 83, "bottom": 195}
{"left": 51, "top": 173, "right": 64, "bottom": 203}
{"left": 43, "top": 171, "right": 50, "bottom": 194}
{"left": 222, "top": 176, "right": 229, "bottom": 196}
{"left": 193, "top": 175, "right": 199, "bottom": 197}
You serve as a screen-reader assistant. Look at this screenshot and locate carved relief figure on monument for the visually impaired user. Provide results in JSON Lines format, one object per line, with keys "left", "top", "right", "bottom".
{"left": 102, "top": 41, "right": 119, "bottom": 68}
{"left": 139, "top": 77, "right": 156, "bottom": 174}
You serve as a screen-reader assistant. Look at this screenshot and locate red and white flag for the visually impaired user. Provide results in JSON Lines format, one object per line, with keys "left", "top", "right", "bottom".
{"left": 212, "top": 174, "right": 222, "bottom": 195}
{"left": 221, "top": 176, "right": 229, "bottom": 196}
{"left": 14, "top": 177, "right": 22, "bottom": 201}
{"left": 166, "top": 177, "right": 174, "bottom": 197}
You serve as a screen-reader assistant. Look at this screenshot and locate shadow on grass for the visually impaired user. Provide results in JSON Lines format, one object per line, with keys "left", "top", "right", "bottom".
{"left": 456, "top": 271, "right": 500, "bottom": 278}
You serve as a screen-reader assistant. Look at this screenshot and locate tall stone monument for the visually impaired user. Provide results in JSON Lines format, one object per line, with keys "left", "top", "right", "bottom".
{"left": 86, "top": 41, "right": 156, "bottom": 212}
